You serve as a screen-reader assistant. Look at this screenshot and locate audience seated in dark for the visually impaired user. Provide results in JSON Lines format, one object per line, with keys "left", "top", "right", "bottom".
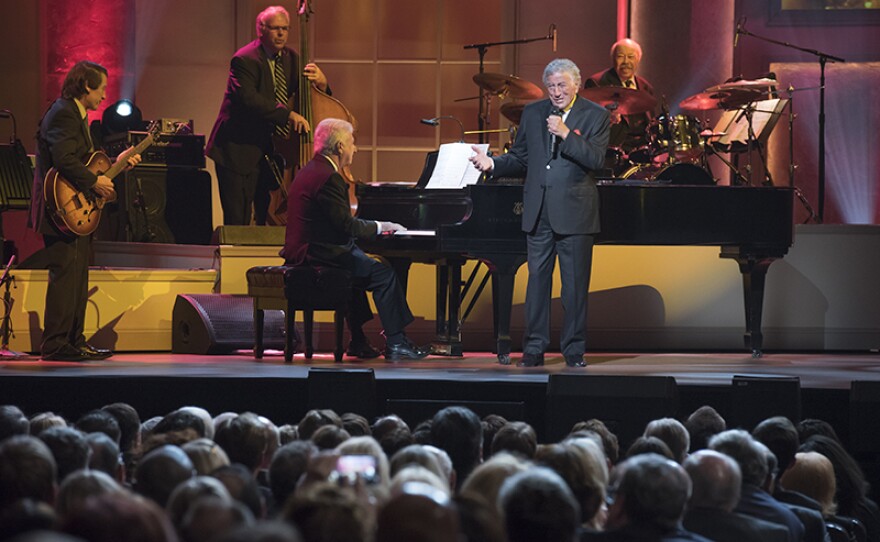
{"left": 85, "top": 432, "right": 124, "bottom": 483}
{"left": 211, "top": 464, "right": 267, "bottom": 520}
{"left": 101, "top": 402, "right": 142, "bottom": 457}
{"left": 389, "top": 444, "right": 446, "bottom": 483}
{"left": 309, "top": 424, "right": 350, "bottom": 451}
{"left": 178, "top": 496, "right": 254, "bottom": 542}
{"left": 481, "top": 414, "right": 508, "bottom": 459}
{"left": 535, "top": 442, "right": 606, "bottom": 530}
{"left": 460, "top": 452, "right": 530, "bottom": 510}
{"left": 215, "top": 520, "right": 303, "bottom": 542}
{"left": 430, "top": 406, "right": 483, "bottom": 491}
{"left": 60, "top": 491, "right": 177, "bottom": 542}
{"left": 166, "top": 475, "right": 232, "bottom": 530}
{"left": 499, "top": 467, "right": 581, "bottom": 542}
{"left": 0, "top": 405, "right": 29, "bottom": 442}
{"left": 644, "top": 418, "right": 690, "bottom": 463}
{"left": 28, "top": 412, "right": 67, "bottom": 437}
{"left": 340, "top": 413, "right": 371, "bottom": 437}
{"left": 268, "top": 440, "right": 317, "bottom": 514}
{"left": 625, "top": 435, "right": 674, "bottom": 461}
{"left": 134, "top": 444, "right": 196, "bottom": 508}
{"left": 685, "top": 405, "right": 727, "bottom": 453}
{"left": 55, "top": 470, "right": 123, "bottom": 521}
{"left": 571, "top": 419, "right": 620, "bottom": 466}
{"left": 296, "top": 410, "right": 342, "bottom": 441}
{"left": 376, "top": 481, "right": 459, "bottom": 542}
{"left": 453, "top": 493, "right": 505, "bottom": 542}
{"left": 182, "top": 438, "right": 231, "bottom": 476}
{"left": 0, "top": 499, "right": 58, "bottom": 540}
{"left": 0, "top": 436, "right": 57, "bottom": 509}
{"left": 682, "top": 449, "right": 788, "bottom": 542}
{"left": 797, "top": 419, "right": 841, "bottom": 444}
{"left": 282, "top": 481, "right": 370, "bottom": 542}
{"left": 213, "top": 413, "right": 272, "bottom": 477}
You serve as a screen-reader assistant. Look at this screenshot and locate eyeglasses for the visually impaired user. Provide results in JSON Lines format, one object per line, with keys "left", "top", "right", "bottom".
{"left": 545, "top": 83, "right": 571, "bottom": 93}
{"left": 262, "top": 24, "right": 289, "bottom": 32}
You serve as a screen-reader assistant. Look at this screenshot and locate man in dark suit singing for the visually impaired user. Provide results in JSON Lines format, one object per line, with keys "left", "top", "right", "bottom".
{"left": 280, "top": 118, "right": 429, "bottom": 361}
{"left": 206, "top": 5, "right": 328, "bottom": 225}
{"left": 470, "top": 59, "right": 610, "bottom": 367}
{"left": 29, "top": 61, "right": 140, "bottom": 361}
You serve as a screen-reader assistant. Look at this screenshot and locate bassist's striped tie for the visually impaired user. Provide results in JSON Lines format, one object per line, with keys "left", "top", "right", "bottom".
{"left": 274, "top": 52, "right": 290, "bottom": 138}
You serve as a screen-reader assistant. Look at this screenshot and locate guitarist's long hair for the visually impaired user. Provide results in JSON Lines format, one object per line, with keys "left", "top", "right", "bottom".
{"left": 61, "top": 61, "right": 108, "bottom": 100}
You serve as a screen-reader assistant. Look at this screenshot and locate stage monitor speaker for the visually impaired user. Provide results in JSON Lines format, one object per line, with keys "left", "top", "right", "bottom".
{"left": 546, "top": 374, "right": 678, "bottom": 447}
{"left": 308, "top": 368, "right": 377, "bottom": 420}
{"left": 849, "top": 381, "right": 880, "bottom": 454}
{"left": 98, "top": 167, "right": 212, "bottom": 245}
{"left": 172, "top": 294, "right": 286, "bottom": 355}
{"left": 729, "top": 375, "right": 801, "bottom": 431}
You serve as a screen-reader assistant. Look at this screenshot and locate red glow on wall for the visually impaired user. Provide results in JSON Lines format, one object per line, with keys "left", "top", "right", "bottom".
{"left": 44, "top": 0, "right": 135, "bottom": 122}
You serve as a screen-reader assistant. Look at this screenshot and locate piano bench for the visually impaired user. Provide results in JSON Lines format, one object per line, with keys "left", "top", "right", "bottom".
{"left": 246, "top": 265, "right": 352, "bottom": 363}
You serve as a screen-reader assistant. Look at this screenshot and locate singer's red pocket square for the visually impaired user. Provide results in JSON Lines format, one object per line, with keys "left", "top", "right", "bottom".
{"left": 573, "top": 129, "right": 581, "bottom": 136}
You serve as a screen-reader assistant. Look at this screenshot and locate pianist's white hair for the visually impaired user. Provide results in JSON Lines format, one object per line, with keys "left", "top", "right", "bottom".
{"left": 314, "top": 118, "right": 354, "bottom": 157}
{"left": 543, "top": 58, "right": 581, "bottom": 89}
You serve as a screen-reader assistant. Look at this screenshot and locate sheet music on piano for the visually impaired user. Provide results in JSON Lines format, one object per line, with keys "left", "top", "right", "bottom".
{"left": 425, "top": 142, "right": 489, "bottom": 189}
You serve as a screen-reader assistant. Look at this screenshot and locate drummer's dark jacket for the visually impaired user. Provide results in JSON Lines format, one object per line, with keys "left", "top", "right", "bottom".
{"left": 585, "top": 68, "right": 655, "bottom": 150}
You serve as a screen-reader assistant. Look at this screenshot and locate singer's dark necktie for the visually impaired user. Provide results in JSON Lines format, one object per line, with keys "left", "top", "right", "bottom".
{"left": 274, "top": 52, "right": 290, "bottom": 138}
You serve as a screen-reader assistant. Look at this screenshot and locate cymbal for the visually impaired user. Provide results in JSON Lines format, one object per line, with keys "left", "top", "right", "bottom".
{"left": 500, "top": 102, "right": 524, "bottom": 124}
{"left": 705, "top": 78, "right": 776, "bottom": 93}
{"left": 473, "top": 73, "right": 544, "bottom": 100}
{"left": 679, "top": 90, "right": 758, "bottom": 111}
{"left": 579, "top": 86, "right": 658, "bottom": 115}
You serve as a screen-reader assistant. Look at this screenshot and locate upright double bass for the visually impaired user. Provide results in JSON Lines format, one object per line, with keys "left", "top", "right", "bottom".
{"left": 266, "top": 0, "right": 359, "bottom": 224}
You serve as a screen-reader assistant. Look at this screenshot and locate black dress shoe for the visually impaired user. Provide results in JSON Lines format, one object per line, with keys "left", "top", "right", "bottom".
{"left": 42, "top": 345, "right": 92, "bottom": 362}
{"left": 78, "top": 343, "right": 113, "bottom": 360}
{"left": 564, "top": 354, "right": 587, "bottom": 368}
{"left": 517, "top": 352, "right": 544, "bottom": 367}
{"left": 346, "top": 340, "right": 382, "bottom": 359}
{"left": 385, "top": 340, "right": 430, "bottom": 361}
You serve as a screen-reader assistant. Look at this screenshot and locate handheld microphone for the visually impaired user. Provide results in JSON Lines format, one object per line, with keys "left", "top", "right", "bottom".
{"left": 548, "top": 107, "right": 562, "bottom": 159}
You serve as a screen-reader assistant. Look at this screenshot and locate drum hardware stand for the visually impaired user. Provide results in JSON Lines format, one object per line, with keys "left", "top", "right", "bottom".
{"left": 778, "top": 86, "right": 819, "bottom": 224}
{"left": 702, "top": 137, "right": 750, "bottom": 186}
{"left": 735, "top": 21, "right": 844, "bottom": 222}
{"left": 464, "top": 24, "right": 556, "bottom": 144}
{"left": 0, "top": 255, "right": 25, "bottom": 360}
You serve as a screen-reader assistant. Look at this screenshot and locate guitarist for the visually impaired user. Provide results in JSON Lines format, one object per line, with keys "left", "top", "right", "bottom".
{"left": 28, "top": 60, "right": 141, "bottom": 362}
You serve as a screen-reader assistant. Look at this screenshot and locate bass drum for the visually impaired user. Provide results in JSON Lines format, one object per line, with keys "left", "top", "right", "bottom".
{"left": 622, "top": 163, "right": 714, "bottom": 185}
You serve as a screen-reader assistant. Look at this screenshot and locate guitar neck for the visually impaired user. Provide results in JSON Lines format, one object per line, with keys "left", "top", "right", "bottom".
{"left": 103, "top": 133, "right": 155, "bottom": 180}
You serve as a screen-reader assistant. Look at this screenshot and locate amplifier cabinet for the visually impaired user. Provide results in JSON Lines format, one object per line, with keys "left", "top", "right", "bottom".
{"left": 105, "top": 131, "right": 205, "bottom": 169}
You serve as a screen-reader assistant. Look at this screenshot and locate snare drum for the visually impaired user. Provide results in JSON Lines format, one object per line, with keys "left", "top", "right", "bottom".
{"left": 650, "top": 114, "right": 703, "bottom": 162}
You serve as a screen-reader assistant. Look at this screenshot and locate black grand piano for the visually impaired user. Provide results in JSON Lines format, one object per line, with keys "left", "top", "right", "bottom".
{"left": 358, "top": 181, "right": 794, "bottom": 363}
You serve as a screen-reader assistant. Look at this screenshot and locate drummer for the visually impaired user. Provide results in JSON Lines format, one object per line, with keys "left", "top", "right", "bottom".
{"left": 585, "top": 38, "right": 656, "bottom": 158}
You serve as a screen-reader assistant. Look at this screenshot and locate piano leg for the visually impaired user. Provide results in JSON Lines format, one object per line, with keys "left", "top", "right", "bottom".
{"left": 486, "top": 254, "right": 527, "bottom": 365}
{"left": 721, "top": 248, "right": 780, "bottom": 358}
{"left": 431, "top": 259, "right": 464, "bottom": 356}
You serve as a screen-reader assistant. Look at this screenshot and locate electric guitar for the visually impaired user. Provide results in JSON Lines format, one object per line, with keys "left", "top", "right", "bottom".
{"left": 44, "top": 122, "right": 158, "bottom": 236}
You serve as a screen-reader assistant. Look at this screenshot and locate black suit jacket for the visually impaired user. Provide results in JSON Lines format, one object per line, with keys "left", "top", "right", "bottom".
{"left": 585, "top": 68, "right": 656, "bottom": 150}
{"left": 684, "top": 507, "right": 791, "bottom": 542}
{"left": 29, "top": 98, "right": 97, "bottom": 235}
{"left": 280, "top": 155, "right": 377, "bottom": 269}
{"left": 206, "top": 40, "right": 300, "bottom": 175}
{"left": 492, "top": 97, "right": 610, "bottom": 235}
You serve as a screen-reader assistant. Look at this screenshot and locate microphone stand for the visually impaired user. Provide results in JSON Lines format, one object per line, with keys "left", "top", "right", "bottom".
{"left": 736, "top": 24, "right": 844, "bottom": 223}
{"left": 464, "top": 25, "right": 555, "bottom": 143}
{"left": 0, "top": 255, "right": 25, "bottom": 360}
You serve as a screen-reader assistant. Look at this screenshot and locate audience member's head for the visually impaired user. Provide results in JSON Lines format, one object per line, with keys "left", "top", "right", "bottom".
{"left": 481, "top": 414, "right": 508, "bottom": 459}
{"left": 335, "top": 436, "right": 391, "bottom": 492}
{"left": 28, "top": 412, "right": 67, "bottom": 436}
{"left": 177, "top": 406, "right": 214, "bottom": 439}
{"left": 269, "top": 440, "right": 317, "bottom": 508}
{"left": 134, "top": 444, "right": 196, "bottom": 507}
{"left": 166, "top": 475, "right": 232, "bottom": 528}
{"left": 682, "top": 449, "right": 742, "bottom": 512}
{"left": 800, "top": 434, "right": 869, "bottom": 515}
{"left": 389, "top": 444, "right": 446, "bottom": 483}
{"left": 752, "top": 416, "right": 799, "bottom": 473}
{"left": 570, "top": 419, "right": 619, "bottom": 464}
{"left": 389, "top": 465, "right": 450, "bottom": 498}
{"left": 0, "top": 499, "right": 58, "bottom": 540}
{"left": 460, "top": 452, "right": 530, "bottom": 511}
{"left": 101, "top": 402, "right": 142, "bottom": 454}
{"left": 214, "top": 412, "right": 270, "bottom": 474}
{"left": 296, "top": 410, "right": 342, "bottom": 441}
{"left": 796, "top": 419, "right": 841, "bottom": 444}
{"left": 498, "top": 467, "right": 580, "bottom": 542}
{"left": 178, "top": 496, "right": 254, "bottom": 542}
{"left": 278, "top": 424, "right": 299, "bottom": 445}
{"left": 685, "top": 405, "right": 726, "bottom": 453}
{"left": 376, "top": 481, "right": 459, "bottom": 542}
{"left": 55, "top": 470, "right": 124, "bottom": 520}
{"left": 625, "top": 435, "right": 675, "bottom": 461}
{"left": 211, "top": 464, "right": 266, "bottom": 520}
{"left": 60, "top": 492, "right": 177, "bottom": 542}
{"left": 411, "top": 419, "right": 432, "bottom": 445}
{"left": 0, "top": 435, "right": 57, "bottom": 508}
{"left": 535, "top": 442, "right": 606, "bottom": 527}
{"left": 85, "top": 432, "right": 123, "bottom": 482}
{"left": 182, "top": 438, "right": 231, "bottom": 476}
{"left": 430, "top": 406, "right": 483, "bottom": 489}
{"left": 491, "top": 421, "right": 537, "bottom": 459}
{"left": 605, "top": 453, "right": 691, "bottom": 532}
{"left": 37, "top": 426, "right": 91, "bottom": 482}
{"left": 311, "top": 425, "right": 350, "bottom": 451}
{"left": 282, "top": 482, "right": 370, "bottom": 542}
{"left": 643, "top": 418, "right": 690, "bottom": 463}
{"left": 371, "top": 415, "right": 409, "bottom": 441}
{"left": 340, "top": 413, "right": 371, "bottom": 437}
{"left": 74, "top": 410, "right": 121, "bottom": 446}
{"left": 453, "top": 493, "right": 505, "bottom": 542}
{"left": 708, "top": 429, "right": 768, "bottom": 488}
{"left": 0, "top": 405, "right": 29, "bottom": 442}
{"left": 780, "top": 451, "right": 837, "bottom": 516}
{"left": 216, "top": 520, "right": 303, "bottom": 542}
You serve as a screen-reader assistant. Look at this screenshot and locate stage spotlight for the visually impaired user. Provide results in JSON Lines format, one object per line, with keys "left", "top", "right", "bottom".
{"left": 101, "top": 99, "right": 144, "bottom": 136}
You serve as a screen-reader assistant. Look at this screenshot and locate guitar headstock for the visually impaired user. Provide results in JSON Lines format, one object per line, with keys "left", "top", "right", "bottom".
{"left": 297, "top": 0, "right": 312, "bottom": 20}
